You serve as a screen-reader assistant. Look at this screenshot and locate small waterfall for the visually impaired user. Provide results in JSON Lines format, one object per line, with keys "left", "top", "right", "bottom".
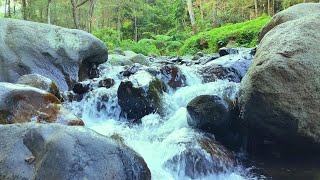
{"left": 64, "top": 48, "right": 261, "bottom": 180}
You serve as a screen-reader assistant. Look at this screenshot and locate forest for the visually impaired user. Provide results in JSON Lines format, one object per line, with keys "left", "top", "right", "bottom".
{"left": 0, "top": 0, "right": 318, "bottom": 55}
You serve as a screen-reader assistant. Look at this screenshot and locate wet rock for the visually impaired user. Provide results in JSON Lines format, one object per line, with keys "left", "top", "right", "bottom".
{"left": 117, "top": 72, "right": 164, "bottom": 122}
{"left": 218, "top": 47, "right": 239, "bottom": 57}
{"left": 239, "top": 13, "right": 320, "bottom": 156}
{"left": 160, "top": 64, "right": 186, "bottom": 89}
{"left": 197, "top": 54, "right": 220, "bottom": 65}
{"left": 96, "top": 94, "right": 110, "bottom": 112}
{"left": 0, "top": 123, "right": 151, "bottom": 180}
{"left": 145, "top": 68, "right": 160, "bottom": 77}
{"left": 0, "top": 18, "right": 107, "bottom": 91}
{"left": 88, "top": 63, "right": 100, "bottom": 79}
{"left": 124, "top": 50, "right": 138, "bottom": 58}
{"left": 0, "top": 82, "right": 83, "bottom": 126}
{"left": 110, "top": 48, "right": 126, "bottom": 56}
{"left": 72, "top": 82, "right": 90, "bottom": 95}
{"left": 187, "top": 95, "right": 241, "bottom": 150}
{"left": 16, "top": 73, "right": 61, "bottom": 100}
{"left": 258, "top": 3, "right": 320, "bottom": 42}
{"left": 109, "top": 54, "right": 134, "bottom": 66}
{"left": 165, "top": 134, "right": 236, "bottom": 179}
{"left": 198, "top": 64, "right": 242, "bottom": 83}
{"left": 168, "top": 56, "right": 183, "bottom": 63}
{"left": 62, "top": 91, "right": 84, "bottom": 102}
{"left": 129, "top": 54, "right": 150, "bottom": 66}
{"left": 196, "top": 52, "right": 205, "bottom": 57}
{"left": 98, "top": 78, "right": 115, "bottom": 88}
{"left": 192, "top": 54, "right": 202, "bottom": 61}
{"left": 121, "top": 70, "right": 132, "bottom": 77}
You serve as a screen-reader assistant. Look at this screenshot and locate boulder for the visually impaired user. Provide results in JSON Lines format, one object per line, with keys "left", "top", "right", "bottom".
{"left": 0, "top": 18, "right": 108, "bottom": 91}
{"left": 98, "top": 78, "right": 115, "bottom": 88}
{"left": 0, "top": 123, "right": 151, "bottom": 180}
{"left": 198, "top": 64, "right": 242, "bottom": 83}
{"left": 109, "top": 54, "right": 134, "bottom": 66}
{"left": 165, "top": 134, "right": 236, "bottom": 179}
{"left": 196, "top": 52, "right": 205, "bottom": 57}
{"left": 72, "top": 82, "right": 90, "bottom": 95}
{"left": 110, "top": 48, "right": 126, "bottom": 56}
{"left": 0, "top": 82, "right": 83, "bottom": 126}
{"left": 218, "top": 47, "right": 239, "bottom": 57}
{"left": 239, "top": 14, "right": 320, "bottom": 155}
{"left": 129, "top": 54, "right": 150, "bottom": 66}
{"left": 258, "top": 3, "right": 320, "bottom": 42}
{"left": 16, "top": 74, "right": 61, "bottom": 100}
{"left": 187, "top": 95, "right": 241, "bottom": 150}
{"left": 117, "top": 71, "right": 164, "bottom": 122}
{"left": 124, "top": 50, "right": 138, "bottom": 58}
{"left": 160, "top": 64, "right": 186, "bottom": 89}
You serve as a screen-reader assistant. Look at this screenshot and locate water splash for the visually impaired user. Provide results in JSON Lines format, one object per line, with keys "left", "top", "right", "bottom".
{"left": 64, "top": 50, "right": 257, "bottom": 180}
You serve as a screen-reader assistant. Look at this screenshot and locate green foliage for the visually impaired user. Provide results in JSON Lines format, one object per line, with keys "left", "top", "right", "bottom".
{"left": 120, "top": 39, "right": 160, "bottom": 56}
{"left": 180, "top": 15, "right": 271, "bottom": 55}
{"left": 93, "top": 27, "right": 120, "bottom": 50}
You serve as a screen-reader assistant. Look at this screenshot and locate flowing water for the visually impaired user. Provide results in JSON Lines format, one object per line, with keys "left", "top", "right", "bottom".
{"left": 64, "top": 49, "right": 262, "bottom": 180}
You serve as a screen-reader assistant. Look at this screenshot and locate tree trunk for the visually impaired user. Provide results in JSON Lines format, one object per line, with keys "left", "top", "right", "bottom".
{"left": 13, "top": 0, "right": 15, "bottom": 16}
{"left": 267, "top": 0, "right": 271, "bottom": 16}
{"left": 134, "top": 14, "right": 138, "bottom": 42}
{"left": 187, "top": 0, "right": 197, "bottom": 34}
{"left": 254, "top": 0, "right": 258, "bottom": 18}
{"left": 199, "top": 0, "right": 204, "bottom": 26}
{"left": 4, "top": 0, "right": 7, "bottom": 17}
{"left": 22, "top": 0, "right": 26, "bottom": 20}
{"left": 8, "top": 0, "right": 11, "bottom": 17}
{"left": 88, "top": 0, "right": 95, "bottom": 33}
{"left": 47, "top": 0, "right": 51, "bottom": 24}
{"left": 213, "top": 0, "right": 218, "bottom": 28}
{"left": 117, "top": 14, "right": 121, "bottom": 41}
{"left": 71, "top": 0, "right": 79, "bottom": 28}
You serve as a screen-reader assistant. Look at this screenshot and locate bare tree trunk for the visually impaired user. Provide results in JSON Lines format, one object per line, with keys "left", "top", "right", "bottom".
{"left": 199, "top": 0, "right": 204, "bottom": 26}
{"left": 213, "top": 0, "right": 218, "bottom": 28}
{"left": 13, "top": 0, "right": 15, "bottom": 16}
{"left": 47, "top": 0, "right": 51, "bottom": 24}
{"left": 88, "top": 0, "right": 95, "bottom": 33}
{"left": 267, "top": 0, "right": 271, "bottom": 16}
{"left": 187, "top": 0, "right": 197, "bottom": 34}
{"left": 4, "top": 0, "right": 7, "bottom": 17}
{"left": 134, "top": 14, "right": 138, "bottom": 42}
{"left": 71, "top": 0, "right": 79, "bottom": 28}
{"left": 254, "top": 0, "right": 258, "bottom": 18}
{"left": 8, "top": 0, "right": 11, "bottom": 17}
{"left": 22, "top": 0, "right": 26, "bottom": 20}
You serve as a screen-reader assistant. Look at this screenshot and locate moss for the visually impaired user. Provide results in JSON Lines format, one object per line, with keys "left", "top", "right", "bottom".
{"left": 147, "top": 79, "right": 164, "bottom": 114}
{"left": 180, "top": 15, "right": 271, "bottom": 55}
{"left": 43, "top": 93, "right": 61, "bottom": 104}
{"left": 0, "top": 110, "right": 11, "bottom": 124}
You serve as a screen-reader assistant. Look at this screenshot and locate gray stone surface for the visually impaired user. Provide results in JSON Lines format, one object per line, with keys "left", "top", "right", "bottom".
{"left": 258, "top": 3, "right": 320, "bottom": 42}
{"left": 240, "top": 14, "right": 320, "bottom": 151}
{"left": 0, "top": 18, "right": 108, "bottom": 91}
{"left": 0, "top": 123, "right": 151, "bottom": 180}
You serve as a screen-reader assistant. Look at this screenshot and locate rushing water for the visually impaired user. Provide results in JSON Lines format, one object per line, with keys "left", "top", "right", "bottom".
{"left": 64, "top": 48, "right": 261, "bottom": 180}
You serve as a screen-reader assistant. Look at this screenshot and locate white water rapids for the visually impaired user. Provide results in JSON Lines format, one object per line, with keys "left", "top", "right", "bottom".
{"left": 64, "top": 49, "right": 260, "bottom": 180}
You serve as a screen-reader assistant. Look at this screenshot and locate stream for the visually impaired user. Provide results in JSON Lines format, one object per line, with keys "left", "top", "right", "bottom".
{"left": 64, "top": 48, "right": 262, "bottom": 180}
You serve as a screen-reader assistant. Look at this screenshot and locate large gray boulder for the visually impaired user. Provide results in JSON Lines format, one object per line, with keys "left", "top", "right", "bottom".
{"left": 239, "top": 14, "right": 320, "bottom": 154}
{"left": 0, "top": 18, "right": 108, "bottom": 91}
{"left": 258, "top": 3, "right": 320, "bottom": 42}
{"left": 0, "top": 123, "right": 151, "bottom": 180}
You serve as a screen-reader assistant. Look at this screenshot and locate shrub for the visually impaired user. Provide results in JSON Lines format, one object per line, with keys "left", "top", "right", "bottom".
{"left": 179, "top": 15, "right": 271, "bottom": 55}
